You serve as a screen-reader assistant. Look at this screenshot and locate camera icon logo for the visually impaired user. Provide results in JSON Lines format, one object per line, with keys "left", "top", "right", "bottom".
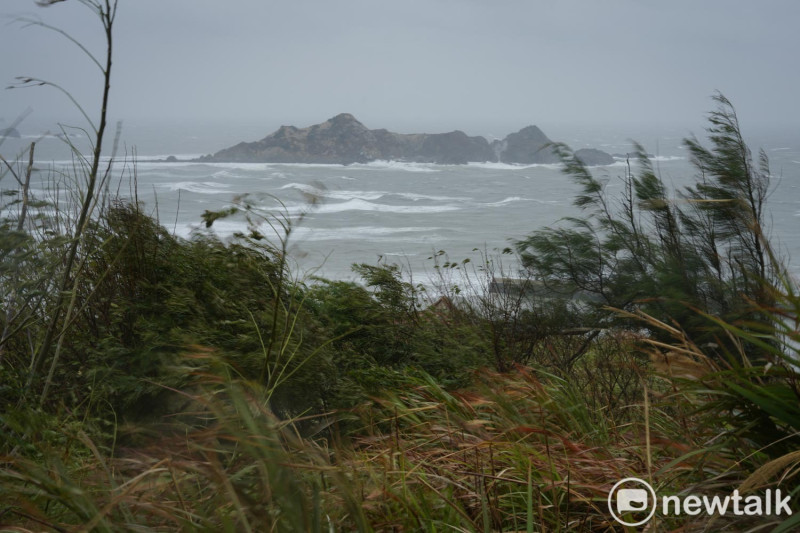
{"left": 608, "top": 477, "right": 657, "bottom": 526}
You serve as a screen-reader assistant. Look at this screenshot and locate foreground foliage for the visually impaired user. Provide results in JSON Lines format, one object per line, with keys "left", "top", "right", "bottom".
{"left": 517, "top": 94, "right": 779, "bottom": 359}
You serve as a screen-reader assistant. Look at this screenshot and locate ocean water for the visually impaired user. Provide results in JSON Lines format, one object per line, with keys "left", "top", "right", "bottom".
{"left": 2, "top": 119, "right": 799, "bottom": 282}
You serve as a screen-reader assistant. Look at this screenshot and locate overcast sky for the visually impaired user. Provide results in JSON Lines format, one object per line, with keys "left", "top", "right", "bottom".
{"left": 1, "top": 0, "right": 799, "bottom": 137}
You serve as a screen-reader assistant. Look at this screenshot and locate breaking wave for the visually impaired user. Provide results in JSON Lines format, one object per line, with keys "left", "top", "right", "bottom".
{"left": 161, "top": 181, "right": 231, "bottom": 194}
{"left": 288, "top": 199, "right": 462, "bottom": 214}
{"left": 466, "top": 162, "right": 563, "bottom": 170}
{"left": 279, "top": 183, "right": 468, "bottom": 202}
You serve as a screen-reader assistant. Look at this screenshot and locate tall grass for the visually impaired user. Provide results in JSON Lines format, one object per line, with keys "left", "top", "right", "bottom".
{"left": 0, "top": 348, "right": 735, "bottom": 531}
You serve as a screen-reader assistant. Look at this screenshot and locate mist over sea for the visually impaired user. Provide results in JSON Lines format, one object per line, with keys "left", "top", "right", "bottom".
{"left": 3, "top": 118, "right": 800, "bottom": 282}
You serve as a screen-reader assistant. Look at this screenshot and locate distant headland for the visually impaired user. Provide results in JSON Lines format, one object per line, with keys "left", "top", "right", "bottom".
{"left": 191, "top": 114, "right": 614, "bottom": 166}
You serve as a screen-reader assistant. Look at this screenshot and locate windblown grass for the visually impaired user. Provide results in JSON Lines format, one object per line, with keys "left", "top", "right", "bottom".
{"left": 1, "top": 351, "right": 741, "bottom": 532}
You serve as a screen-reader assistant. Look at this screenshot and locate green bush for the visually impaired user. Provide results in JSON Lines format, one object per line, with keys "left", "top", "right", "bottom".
{"left": 517, "top": 94, "right": 780, "bottom": 358}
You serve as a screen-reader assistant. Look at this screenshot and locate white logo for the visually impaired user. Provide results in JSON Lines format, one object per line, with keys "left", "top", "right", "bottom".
{"left": 617, "top": 488, "right": 649, "bottom": 513}
{"left": 608, "top": 477, "right": 793, "bottom": 525}
{"left": 608, "top": 477, "right": 657, "bottom": 527}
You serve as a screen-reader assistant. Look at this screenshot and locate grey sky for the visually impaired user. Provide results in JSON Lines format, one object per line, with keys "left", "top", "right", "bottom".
{"left": 1, "top": 0, "right": 799, "bottom": 136}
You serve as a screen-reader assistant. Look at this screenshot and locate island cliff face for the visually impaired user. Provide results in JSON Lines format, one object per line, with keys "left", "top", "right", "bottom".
{"left": 493, "top": 125, "right": 560, "bottom": 164}
{"left": 200, "top": 113, "right": 614, "bottom": 166}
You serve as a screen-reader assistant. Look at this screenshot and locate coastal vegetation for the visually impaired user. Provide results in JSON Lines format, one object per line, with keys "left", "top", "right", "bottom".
{"left": 2, "top": 1, "right": 799, "bottom": 531}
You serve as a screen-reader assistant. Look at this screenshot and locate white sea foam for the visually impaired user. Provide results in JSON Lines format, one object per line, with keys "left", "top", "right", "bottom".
{"left": 162, "top": 181, "right": 231, "bottom": 194}
{"left": 175, "top": 222, "right": 446, "bottom": 243}
{"left": 271, "top": 163, "right": 349, "bottom": 169}
{"left": 650, "top": 155, "right": 685, "bottom": 162}
{"left": 279, "top": 182, "right": 318, "bottom": 193}
{"left": 280, "top": 198, "right": 461, "bottom": 215}
{"left": 354, "top": 160, "right": 441, "bottom": 173}
{"left": 466, "top": 161, "right": 563, "bottom": 171}
{"left": 328, "top": 191, "right": 384, "bottom": 201}
{"left": 280, "top": 183, "right": 468, "bottom": 203}
{"left": 396, "top": 192, "right": 468, "bottom": 201}
{"left": 290, "top": 226, "right": 443, "bottom": 241}
{"left": 280, "top": 183, "right": 382, "bottom": 201}
{"left": 484, "top": 196, "right": 528, "bottom": 207}
{"left": 170, "top": 162, "right": 277, "bottom": 171}
{"left": 317, "top": 199, "right": 460, "bottom": 214}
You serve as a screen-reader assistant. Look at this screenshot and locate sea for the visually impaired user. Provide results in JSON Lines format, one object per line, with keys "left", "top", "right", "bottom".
{"left": 2, "top": 118, "right": 800, "bottom": 284}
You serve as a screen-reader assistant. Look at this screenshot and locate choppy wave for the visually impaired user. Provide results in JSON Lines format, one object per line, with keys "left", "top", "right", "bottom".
{"left": 466, "top": 162, "right": 563, "bottom": 170}
{"left": 175, "top": 221, "right": 446, "bottom": 243}
{"left": 305, "top": 199, "right": 461, "bottom": 214}
{"left": 397, "top": 191, "right": 468, "bottom": 201}
{"left": 484, "top": 196, "right": 528, "bottom": 207}
{"left": 328, "top": 190, "right": 385, "bottom": 201}
{"left": 279, "top": 194, "right": 542, "bottom": 214}
{"left": 280, "top": 183, "right": 468, "bottom": 202}
{"left": 271, "top": 198, "right": 461, "bottom": 215}
{"left": 150, "top": 160, "right": 438, "bottom": 173}
{"left": 467, "top": 159, "right": 629, "bottom": 169}
{"left": 162, "top": 181, "right": 231, "bottom": 194}
{"left": 353, "top": 160, "right": 441, "bottom": 173}
{"left": 650, "top": 155, "right": 685, "bottom": 162}
{"left": 151, "top": 162, "right": 276, "bottom": 171}
{"left": 143, "top": 154, "right": 206, "bottom": 161}
{"left": 291, "top": 226, "right": 443, "bottom": 241}
{"left": 612, "top": 155, "right": 684, "bottom": 164}
{"left": 211, "top": 169, "right": 236, "bottom": 179}
{"left": 280, "top": 183, "right": 382, "bottom": 201}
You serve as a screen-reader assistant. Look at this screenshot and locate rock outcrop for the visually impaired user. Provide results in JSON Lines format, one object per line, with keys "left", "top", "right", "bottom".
{"left": 495, "top": 125, "right": 560, "bottom": 164}
{"left": 202, "top": 113, "right": 495, "bottom": 165}
{"left": 574, "top": 148, "right": 615, "bottom": 166}
{"left": 200, "top": 114, "right": 613, "bottom": 166}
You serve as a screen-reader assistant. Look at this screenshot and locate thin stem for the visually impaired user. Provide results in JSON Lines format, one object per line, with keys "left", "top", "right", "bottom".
{"left": 27, "top": 1, "right": 117, "bottom": 406}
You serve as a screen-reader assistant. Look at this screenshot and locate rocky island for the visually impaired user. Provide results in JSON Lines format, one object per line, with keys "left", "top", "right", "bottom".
{"left": 197, "top": 113, "right": 614, "bottom": 166}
